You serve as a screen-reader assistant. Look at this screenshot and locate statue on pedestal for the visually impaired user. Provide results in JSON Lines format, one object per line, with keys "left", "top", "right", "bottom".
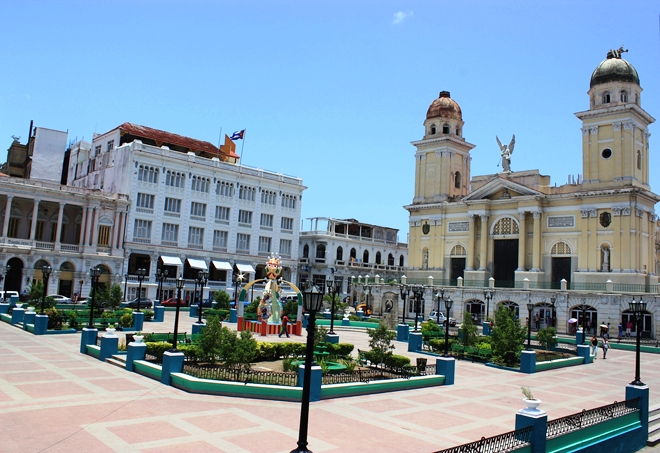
{"left": 496, "top": 134, "right": 515, "bottom": 172}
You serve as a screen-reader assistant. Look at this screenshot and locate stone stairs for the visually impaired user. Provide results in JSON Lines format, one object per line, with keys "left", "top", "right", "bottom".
{"left": 105, "top": 354, "right": 127, "bottom": 369}
{"left": 648, "top": 404, "right": 660, "bottom": 446}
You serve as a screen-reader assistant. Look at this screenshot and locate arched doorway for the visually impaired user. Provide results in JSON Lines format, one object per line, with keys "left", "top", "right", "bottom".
{"left": 569, "top": 305, "right": 597, "bottom": 335}
{"left": 492, "top": 217, "right": 519, "bottom": 287}
{"left": 550, "top": 241, "right": 572, "bottom": 285}
{"left": 58, "top": 262, "right": 75, "bottom": 297}
{"left": 622, "top": 310, "right": 653, "bottom": 339}
{"left": 466, "top": 299, "right": 485, "bottom": 324}
{"left": 5, "top": 257, "right": 24, "bottom": 293}
{"left": 530, "top": 302, "right": 555, "bottom": 330}
{"left": 450, "top": 244, "right": 466, "bottom": 282}
{"left": 497, "top": 301, "right": 520, "bottom": 319}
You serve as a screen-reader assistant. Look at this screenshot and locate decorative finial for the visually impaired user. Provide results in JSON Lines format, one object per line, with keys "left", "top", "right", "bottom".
{"left": 606, "top": 46, "right": 628, "bottom": 59}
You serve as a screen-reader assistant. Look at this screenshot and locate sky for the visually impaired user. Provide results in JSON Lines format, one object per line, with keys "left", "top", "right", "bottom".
{"left": 1, "top": 0, "right": 659, "bottom": 242}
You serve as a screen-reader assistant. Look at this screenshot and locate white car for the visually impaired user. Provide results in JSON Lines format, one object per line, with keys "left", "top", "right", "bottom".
{"left": 49, "top": 294, "right": 73, "bottom": 304}
{"left": 427, "top": 310, "right": 457, "bottom": 326}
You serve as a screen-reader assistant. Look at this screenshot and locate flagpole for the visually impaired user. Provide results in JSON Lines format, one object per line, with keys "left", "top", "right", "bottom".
{"left": 217, "top": 127, "right": 222, "bottom": 156}
{"left": 240, "top": 129, "right": 246, "bottom": 163}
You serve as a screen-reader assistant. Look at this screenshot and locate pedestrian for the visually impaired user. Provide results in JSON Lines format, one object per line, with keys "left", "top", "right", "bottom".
{"left": 279, "top": 312, "right": 290, "bottom": 338}
{"left": 534, "top": 314, "right": 540, "bottom": 330}
{"left": 185, "top": 294, "right": 190, "bottom": 306}
{"left": 618, "top": 322, "right": 623, "bottom": 338}
{"left": 590, "top": 335, "right": 598, "bottom": 360}
{"left": 602, "top": 337, "right": 609, "bottom": 359}
{"left": 626, "top": 320, "right": 633, "bottom": 337}
{"left": 586, "top": 318, "right": 591, "bottom": 335}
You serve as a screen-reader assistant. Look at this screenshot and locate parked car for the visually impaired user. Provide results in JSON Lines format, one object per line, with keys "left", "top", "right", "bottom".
{"left": 427, "top": 310, "right": 457, "bottom": 326}
{"left": 0, "top": 290, "right": 19, "bottom": 301}
{"left": 125, "top": 297, "right": 153, "bottom": 309}
{"left": 49, "top": 294, "right": 73, "bottom": 304}
{"left": 160, "top": 297, "right": 182, "bottom": 307}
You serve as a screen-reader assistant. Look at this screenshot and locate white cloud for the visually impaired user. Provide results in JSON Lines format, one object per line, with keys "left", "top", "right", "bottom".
{"left": 392, "top": 11, "right": 413, "bottom": 25}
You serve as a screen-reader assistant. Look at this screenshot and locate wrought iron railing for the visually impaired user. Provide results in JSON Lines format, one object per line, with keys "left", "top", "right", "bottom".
{"left": 321, "top": 364, "right": 436, "bottom": 385}
{"left": 546, "top": 397, "right": 640, "bottom": 438}
{"left": 432, "top": 425, "right": 533, "bottom": 453}
{"left": 183, "top": 363, "right": 298, "bottom": 387}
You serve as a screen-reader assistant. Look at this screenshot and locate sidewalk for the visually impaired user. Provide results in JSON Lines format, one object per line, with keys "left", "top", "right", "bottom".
{"left": 1, "top": 315, "right": 659, "bottom": 452}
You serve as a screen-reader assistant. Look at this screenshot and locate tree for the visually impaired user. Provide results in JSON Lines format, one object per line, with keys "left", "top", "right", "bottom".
{"left": 491, "top": 307, "right": 527, "bottom": 365}
{"left": 536, "top": 327, "right": 557, "bottom": 350}
{"left": 199, "top": 315, "right": 224, "bottom": 363}
{"left": 213, "top": 290, "right": 231, "bottom": 310}
{"left": 367, "top": 322, "right": 396, "bottom": 366}
{"left": 460, "top": 311, "right": 478, "bottom": 346}
{"left": 108, "top": 284, "right": 123, "bottom": 309}
{"left": 28, "top": 281, "right": 55, "bottom": 309}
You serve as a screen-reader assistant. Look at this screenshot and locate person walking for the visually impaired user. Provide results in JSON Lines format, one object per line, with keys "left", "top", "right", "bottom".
{"left": 602, "top": 337, "right": 610, "bottom": 359}
{"left": 626, "top": 320, "right": 633, "bottom": 337}
{"left": 278, "top": 312, "right": 290, "bottom": 338}
{"left": 618, "top": 322, "right": 623, "bottom": 338}
{"left": 590, "top": 335, "right": 598, "bottom": 360}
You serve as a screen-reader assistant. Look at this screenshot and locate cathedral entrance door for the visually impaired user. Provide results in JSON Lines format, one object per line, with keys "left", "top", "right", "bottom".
{"left": 493, "top": 239, "right": 518, "bottom": 287}
{"left": 450, "top": 258, "right": 465, "bottom": 283}
{"left": 551, "top": 257, "right": 571, "bottom": 285}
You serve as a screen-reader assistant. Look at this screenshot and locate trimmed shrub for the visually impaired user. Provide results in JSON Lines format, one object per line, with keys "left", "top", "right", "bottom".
{"left": 119, "top": 313, "right": 133, "bottom": 328}
{"left": 384, "top": 354, "right": 411, "bottom": 369}
{"left": 326, "top": 342, "right": 354, "bottom": 358}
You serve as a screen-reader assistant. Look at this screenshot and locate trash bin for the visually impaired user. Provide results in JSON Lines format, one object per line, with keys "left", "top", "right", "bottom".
{"left": 416, "top": 357, "right": 427, "bottom": 374}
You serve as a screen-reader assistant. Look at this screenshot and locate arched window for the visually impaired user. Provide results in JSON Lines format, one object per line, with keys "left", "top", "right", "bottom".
{"left": 620, "top": 91, "right": 628, "bottom": 102}
{"left": 363, "top": 250, "right": 369, "bottom": 263}
{"left": 550, "top": 242, "right": 571, "bottom": 255}
{"left": 430, "top": 124, "right": 436, "bottom": 135}
{"left": 315, "top": 244, "right": 326, "bottom": 260}
{"left": 456, "top": 127, "right": 460, "bottom": 136}
{"left": 492, "top": 217, "right": 519, "bottom": 235}
{"left": 451, "top": 244, "right": 467, "bottom": 256}
{"left": 303, "top": 244, "right": 309, "bottom": 258}
{"left": 388, "top": 253, "right": 394, "bottom": 266}
{"left": 375, "top": 251, "right": 382, "bottom": 265}
{"left": 637, "top": 150, "right": 642, "bottom": 170}
{"left": 454, "top": 171, "right": 461, "bottom": 189}
{"left": 399, "top": 255, "right": 404, "bottom": 267}
{"left": 336, "top": 246, "right": 343, "bottom": 261}
{"left": 602, "top": 91, "right": 611, "bottom": 104}
{"left": 442, "top": 123, "right": 450, "bottom": 134}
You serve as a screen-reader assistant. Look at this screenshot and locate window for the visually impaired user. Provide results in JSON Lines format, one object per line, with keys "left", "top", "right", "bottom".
{"left": 106, "top": 140, "right": 114, "bottom": 152}
{"left": 363, "top": 250, "right": 369, "bottom": 263}
{"left": 94, "top": 145, "right": 101, "bottom": 156}
{"left": 430, "top": 124, "right": 436, "bottom": 135}
{"left": 602, "top": 91, "right": 611, "bottom": 104}
{"left": 621, "top": 91, "right": 628, "bottom": 102}
{"left": 336, "top": 246, "right": 343, "bottom": 261}
{"left": 213, "top": 230, "right": 228, "bottom": 250}
{"left": 388, "top": 253, "right": 395, "bottom": 266}
{"left": 136, "top": 193, "right": 155, "bottom": 211}
{"left": 237, "top": 233, "right": 250, "bottom": 251}
{"left": 637, "top": 150, "right": 642, "bottom": 170}
{"left": 165, "top": 171, "right": 185, "bottom": 188}
{"left": 188, "top": 227, "right": 204, "bottom": 247}
{"left": 162, "top": 223, "right": 179, "bottom": 244}
{"left": 98, "top": 225, "right": 111, "bottom": 247}
{"left": 602, "top": 148, "right": 612, "bottom": 159}
{"left": 281, "top": 194, "right": 296, "bottom": 209}
{"left": 260, "top": 213, "right": 273, "bottom": 229}
{"left": 133, "top": 219, "right": 152, "bottom": 242}
{"left": 443, "top": 123, "right": 450, "bottom": 134}
{"left": 164, "top": 197, "right": 181, "bottom": 216}
{"left": 492, "top": 217, "right": 519, "bottom": 235}
{"left": 238, "top": 210, "right": 252, "bottom": 225}
{"left": 303, "top": 244, "right": 309, "bottom": 258}
{"left": 216, "top": 180, "right": 234, "bottom": 197}
{"left": 259, "top": 236, "right": 272, "bottom": 254}
{"left": 190, "top": 202, "right": 207, "bottom": 220}
{"left": 215, "top": 206, "right": 230, "bottom": 223}
{"left": 238, "top": 185, "right": 256, "bottom": 201}
{"left": 454, "top": 171, "right": 461, "bottom": 189}
{"left": 138, "top": 165, "right": 158, "bottom": 183}
{"left": 36, "top": 221, "right": 44, "bottom": 241}
{"left": 191, "top": 175, "right": 210, "bottom": 193}
{"left": 316, "top": 244, "right": 326, "bottom": 259}
{"left": 281, "top": 217, "right": 294, "bottom": 231}
{"left": 280, "top": 239, "right": 292, "bottom": 256}
{"left": 261, "top": 190, "right": 276, "bottom": 205}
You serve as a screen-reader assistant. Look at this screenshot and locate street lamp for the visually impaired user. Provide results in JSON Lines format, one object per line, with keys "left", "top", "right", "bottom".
{"left": 232, "top": 271, "right": 245, "bottom": 307}
{"left": 40, "top": 265, "right": 52, "bottom": 314}
{"left": 135, "top": 268, "right": 147, "bottom": 312}
{"left": 326, "top": 278, "right": 338, "bottom": 334}
{"left": 88, "top": 267, "right": 102, "bottom": 328}
{"left": 196, "top": 270, "right": 209, "bottom": 324}
{"left": 292, "top": 283, "right": 324, "bottom": 453}
{"left": 580, "top": 304, "right": 588, "bottom": 344}
{"left": 550, "top": 295, "right": 556, "bottom": 328}
{"left": 123, "top": 273, "right": 129, "bottom": 302}
{"left": 526, "top": 302, "right": 533, "bottom": 350}
{"left": 399, "top": 284, "right": 410, "bottom": 325}
{"left": 157, "top": 269, "right": 168, "bottom": 303}
{"left": 79, "top": 279, "right": 84, "bottom": 301}
{"left": 444, "top": 296, "right": 453, "bottom": 356}
{"left": 629, "top": 297, "right": 646, "bottom": 386}
{"left": 3, "top": 264, "right": 10, "bottom": 303}
{"left": 170, "top": 277, "right": 185, "bottom": 352}
{"left": 435, "top": 288, "right": 445, "bottom": 326}
{"left": 484, "top": 289, "right": 494, "bottom": 322}
{"left": 411, "top": 286, "right": 424, "bottom": 332}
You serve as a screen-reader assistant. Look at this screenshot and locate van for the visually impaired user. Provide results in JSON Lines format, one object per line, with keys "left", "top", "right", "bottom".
{"left": 0, "top": 290, "right": 19, "bottom": 301}
{"left": 280, "top": 294, "right": 299, "bottom": 303}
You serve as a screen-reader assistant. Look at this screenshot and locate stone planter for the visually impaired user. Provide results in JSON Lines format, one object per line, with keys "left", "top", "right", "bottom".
{"left": 523, "top": 398, "right": 542, "bottom": 412}
{"left": 133, "top": 335, "right": 144, "bottom": 343}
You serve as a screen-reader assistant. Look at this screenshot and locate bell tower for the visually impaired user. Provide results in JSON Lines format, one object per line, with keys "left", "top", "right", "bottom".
{"left": 575, "top": 48, "right": 655, "bottom": 188}
{"left": 411, "top": 91, "right": 475, "bottom": 204}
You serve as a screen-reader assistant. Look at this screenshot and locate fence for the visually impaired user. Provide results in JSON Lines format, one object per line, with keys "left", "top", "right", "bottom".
{"left": 432, "top": 426, "right": 533, "bottom": 453}
{"left": 321, "top": 364, "right": 436, "bottom": 385}
{"left": 545, "top": 397, "right": 640, "bottom": 438}
{"left": 183, "top": 363, "right": 298, "bottom": 386}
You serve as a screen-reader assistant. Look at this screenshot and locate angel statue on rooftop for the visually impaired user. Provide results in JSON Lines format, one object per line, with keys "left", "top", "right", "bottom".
{"left": 496, "top": 134, "right": 515, "bottom": 172}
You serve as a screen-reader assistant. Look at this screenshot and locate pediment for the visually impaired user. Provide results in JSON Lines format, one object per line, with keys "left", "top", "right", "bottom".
{"left": 463, "top": 177, "right": 543, "bottom": 201}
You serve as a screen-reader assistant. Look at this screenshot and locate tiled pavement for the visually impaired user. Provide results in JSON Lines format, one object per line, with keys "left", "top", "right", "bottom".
{"left": 1, "top": 314, "right": 659, "bottom": 453}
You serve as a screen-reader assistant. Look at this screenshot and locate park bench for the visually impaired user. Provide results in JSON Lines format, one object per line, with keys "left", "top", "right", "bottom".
{"left": 451, "top": 343, "right": 465, "bottom": 356}
{"left": 357, "top": 349, "right": 371, "bottom": 367}
{"left": 422, "top": 330, "right": 445, "bottom": 350}
{"left": 188, "top": 333, "right": 202, "bottom": 344}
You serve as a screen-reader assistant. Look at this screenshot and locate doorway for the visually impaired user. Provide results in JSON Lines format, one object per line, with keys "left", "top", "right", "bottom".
{"left": 552, "top": 257, "right": 571, "bottom": 284}
{"left": 450, "top": 258, "right": 465, "bottom": 283}
{"left": 493, "top": 239, "right": 518, "bottom": 286}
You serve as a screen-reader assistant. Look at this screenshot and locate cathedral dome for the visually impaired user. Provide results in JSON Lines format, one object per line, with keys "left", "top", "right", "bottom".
{"left": 426, "top": 91, "right": 462, "bottom": 121}
{"left": 590, "top": 48, "right": 639, "bottom": 88}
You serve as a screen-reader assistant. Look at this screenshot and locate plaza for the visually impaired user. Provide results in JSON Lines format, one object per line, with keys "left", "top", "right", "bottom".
{"left": 0, "top": 312, "right": 658, "bottom": 453}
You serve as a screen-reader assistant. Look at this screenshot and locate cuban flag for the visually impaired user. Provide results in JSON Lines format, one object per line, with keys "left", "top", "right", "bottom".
{"left": 230, "top": 130, "right": 245, "bottom": 140}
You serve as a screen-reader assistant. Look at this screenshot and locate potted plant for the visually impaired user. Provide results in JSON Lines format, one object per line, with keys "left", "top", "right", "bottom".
{"left": 521, "top": 386, "right": 541, "bottom": 411}
{"left": 104, "top": 323, "right": 117, "bottom": 336}
{"left": 133, "top": 331, "right": 144, "bottom": 343}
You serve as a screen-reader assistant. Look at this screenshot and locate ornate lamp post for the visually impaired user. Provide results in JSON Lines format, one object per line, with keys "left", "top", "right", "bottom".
{"left": 39, "top": 265, "right": 52, "bottom": 314}
{"left": 291, "top": 283, "right": 324, "bottom": 453}
{"left": 157, "top": 269, "right": 168, "bottom": 303}
{"left": 123, "top": 273, "right": 129, "bottom": 302}
{"left": 232, "top": 271, "right": 245, "bottom": 307}
{"left": 3, "top": 264, "right": 10, "bottom": 303}
{"left": 170, "top": 277, "right": 185, "bottom": 352}
{"left": 79, "top": 279, "right": 84, "bottom": 301}
{"left": 399, "top": 284, "right": 410, "bottom": 325}
{"left": 444, "top": 296, "right": 453, "bottom": 356}
{"left": 550, "top": 295, "right": 556, "bottom": 327}
{"left": 196, "top": 270, "right": 209, "bottom": 324}
{"left": 411, "top": 286, "right": 424, "bottom": 332}
{"left": 484, "top": 289, "right": 494, "bottom": 321}
{"left": 135, "top": 268, "right": 147, "bottom": 312}
{"left": 526, "top": 302, "right": 533, "bottom": 351}
{"left": 580, "top": 304, "right": 588, "bottom": 344}
{"left": 88, "top": 267, "right": 102, "bottom": 328}
{"left": 326, "top": 278, "right": 338, "bottom": 334}
{"left": 435, "top": 288, "right": 445, "bottom": 325}
{"left": 629, "top": 297, "right": 646, "bottom": 386}
{"left": 364, "top": 285, "right": 371, "bottom": 315}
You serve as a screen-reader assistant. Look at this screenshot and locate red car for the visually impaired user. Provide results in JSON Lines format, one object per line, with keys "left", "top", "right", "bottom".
{"left": 160, "top": 297, "right": 184, "bottom": 307}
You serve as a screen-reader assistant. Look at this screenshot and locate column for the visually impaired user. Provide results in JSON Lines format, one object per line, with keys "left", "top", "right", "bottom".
{"left": 118, "top": 211, "right": 125, "bottom": 249}
{"left": 90, "top": 207, "right": 99, "bottom": 246}
{"left": 612, "top": 208, "right": 622, "bottom": 272}
{"left": 54, "top": 202, "right": 65, "bottom": 251}
{"left": 466, "top": 215, "right": 475, "bottom": 271}
{"left": 517, "top": 211, "right": 527, "bottom": 271}
{"left": 29, "top": 200, "right": 40, "bottom": 240}
{"left": 531, "top": 211, "right": 542, "bottom": 271}
{"left": 78, "top": 206, "right": 87, "bottom": 246}
{"left": 437, "top": 218, "right": 446, "bottom": 272}
{"left": 2, "top": 196, "right": 13, "bottom": 237}
{"left": 112, "top": 209, "right": 120, "bottom": 249}
{"left": 478, "top": 214, "right": 488, "bottom": 271}
{"left": 578, "top": 209, "right": 589, "bottom": 271}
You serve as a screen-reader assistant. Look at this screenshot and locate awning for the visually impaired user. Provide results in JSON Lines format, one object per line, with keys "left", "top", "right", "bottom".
{"left": 187, "top": 258, "right": 208, "bottom": 270}
{"left": 236, "top": 263, "right": 255, "bottom": 274}
{"left": 160, "top": 256, "right": 183, "bottom": 266}
{"left": 212, "top": 261, "right": 233, "bottom": 271}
